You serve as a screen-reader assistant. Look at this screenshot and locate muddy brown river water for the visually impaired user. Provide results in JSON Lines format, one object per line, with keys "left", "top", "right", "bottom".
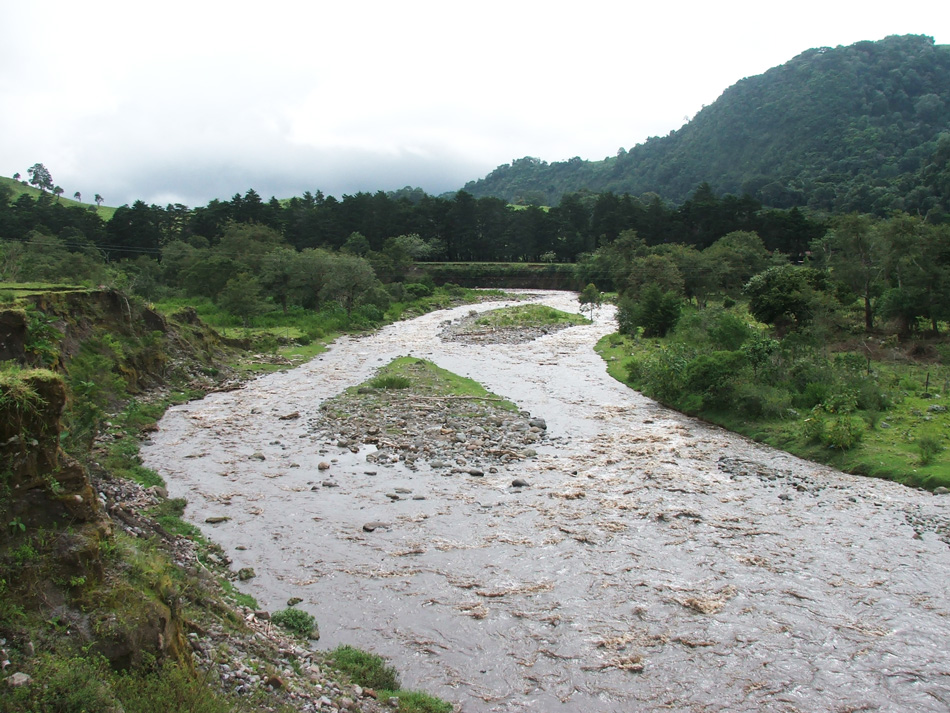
{"left": 142, "top": 291, "right": 950, "bottom": 712}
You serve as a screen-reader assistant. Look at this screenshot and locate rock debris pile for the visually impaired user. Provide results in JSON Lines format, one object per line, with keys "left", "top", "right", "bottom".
{"left": 308, "top": 381, "right": 547, "bottom": 474}
{"left": 438, "top": 311, "right": 572, "bottom": 345}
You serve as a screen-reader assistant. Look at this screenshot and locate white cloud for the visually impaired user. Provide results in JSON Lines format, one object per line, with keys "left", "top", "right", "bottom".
{"left": 1, "top": 0, "right": 944, "bottom": 206}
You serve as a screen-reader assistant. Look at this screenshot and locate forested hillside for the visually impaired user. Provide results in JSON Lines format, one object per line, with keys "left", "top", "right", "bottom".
{"left": 463, "top": 35, "right": 950, "bottom": 217}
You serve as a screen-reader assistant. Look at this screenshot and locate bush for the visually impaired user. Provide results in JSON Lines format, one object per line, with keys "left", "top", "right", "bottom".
{"left": 918, "top": 432, "right": 944, "bottom": 466}
{"left": 328, "top": 645, "right": 400, "bottom": 691}
{"left": 794, "top": 380, "right": 833, "bottom": 410}
{"left": 855, "top": 379, "right": 889, "bottom": 411}
{"left": 386, "top": 282, "right": 406, "bottom": 302}
{"left": 351, "top": 303, "right": 384, "bottom": 325}
{"left": 733, "top": 382, "right": 793, "bottom": 420}
{"left": 635, "top": 345, "right": 692, "bottom": 404}
{"left": 625, "top": 356, "right": 643, "bottom": 385}
{"left": 799, "top": 409, "right": 827, "bottom": 444}
{"left": 369, "top": 375, "right": 411, "bottom": 390}
{"left": 823, "top": 415, "right": 864, "bottom": 450}
{"left": 271, "top": 608, "right": 317, "bottom": 639}
{"left": 617, "top": 285, "right": 681, "bottom": 338}
{"left": 683, "top": 350, "right": 746, "bottom": 408}
{"left": 707, "top": 311, "right": 754, "bottom": 351}
{"left": 404, "top": 282, "right": 433, "bottom": 299}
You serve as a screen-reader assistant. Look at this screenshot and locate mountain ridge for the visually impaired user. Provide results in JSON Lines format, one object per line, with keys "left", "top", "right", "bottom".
{"left": 462, "top": 34, "right": 950, "bottom": 218}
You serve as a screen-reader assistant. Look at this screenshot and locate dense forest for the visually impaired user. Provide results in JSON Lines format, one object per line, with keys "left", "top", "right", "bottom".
{"left": 463, "top": 35, "right": 950, "bottom": 218}
{"left": 0, "top": 178, "right": 827, "bottom": 275}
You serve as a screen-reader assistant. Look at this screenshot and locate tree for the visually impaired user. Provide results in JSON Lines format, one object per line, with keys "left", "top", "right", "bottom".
{"left": 27, "top": 163, "right": 53, "bottom": 192}
{"left": 94, "top": 194, "right": 103, "bottom": 207}
{"left": 217, "top": 273, "right": 267, "bottom": 328}
{"left": 259, "top": 247, "right": 299, "bottom": 312}
{"left": 617, "top": 283, "right": 682, "bottom": 337}
{"left": 12, "top": 172, "right": 20, "bottom": 181}
{"left": 341, "top": 231, "right": 371, "bottom": 256}
{"left": 703, "top": 231, "right": 771, "bottom": 296}
{"left": 744, "top": 265, "right": 825, "bottom": 333}
{"left": 815, "top": 214, "right": 883, "bottom": 332}
{"left": 73, "top": 191, "right": 81, "bottom": 203}
{"left": 320, "top": 253, "right": 379, "bottom": 315}
{"left": 53, "top": 186, "right": 64, "bottom": 201}
{"left": 578, "top": 283, "right": 602, "bottom": 319}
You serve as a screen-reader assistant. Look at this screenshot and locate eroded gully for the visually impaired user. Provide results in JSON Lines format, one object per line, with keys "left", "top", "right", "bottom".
{"left": 142, "top": 291, "right": 950, "bottom": 712}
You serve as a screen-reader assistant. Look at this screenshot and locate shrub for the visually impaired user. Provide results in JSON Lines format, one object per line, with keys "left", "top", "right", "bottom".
{"left": 823, "top": 415, "right": 864, "bottom": 450}
{"left": 328, "top": 645, "right": 400, "bottom": 691}
{"left": 625, "top": 356, "right": 643, "bottom": 385}
{"left": 271, "top": 608, "right": 317, "bottom": 639}
{"left": 707, "top": 311, "right": 753, "bottom": 351}
{"left": 369, "top": 375, "right": 411, "bottom": 390}
{"left": 404, "top": 282, "right": 433, "bottom": 299}
{"left": 855, "top": 380, "right": 889, "bottom": 412}
{"left": 386, "top": 282, "right": 406, "bottom": 302}
{"left": 918, "top": 432, "right": 944, "bottom": 466}
{"left": 734, "top": 382, "right": 792, "bottom": 420}
{"left": 799, "top": 409, "right": 826, "bottom": 444}
{"left": 794, "top": 381, "right": 833, "bottom": 410}
{"left": 683, "top": 350, "right": 745, "bottom": 408}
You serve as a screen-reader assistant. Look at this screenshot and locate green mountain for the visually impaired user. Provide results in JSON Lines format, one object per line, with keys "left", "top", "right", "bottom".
{"left": 463, "top": 35, "right": 950, "bottom": 217}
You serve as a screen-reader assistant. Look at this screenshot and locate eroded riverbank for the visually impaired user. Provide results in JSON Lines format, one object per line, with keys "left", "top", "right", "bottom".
{"left": 143, "top": 291, "right": 950, "bottom": 712}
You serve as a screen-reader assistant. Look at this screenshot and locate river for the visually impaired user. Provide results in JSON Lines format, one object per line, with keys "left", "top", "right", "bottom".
{"left": 142, "top": 291, "right": 950, "bottom": 712}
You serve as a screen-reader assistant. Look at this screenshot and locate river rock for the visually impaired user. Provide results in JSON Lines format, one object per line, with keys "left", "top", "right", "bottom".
{"left": 935, "top": 487, "right": 949, "bottom": 495}
{"left": 512, "top": 478, "right": 530, "bottom": 488}
{"left": 362, "top": 522, "right": 390, "bottom": 532}
{"left": 5, "top": 672, "right": 31, "bottom": 687}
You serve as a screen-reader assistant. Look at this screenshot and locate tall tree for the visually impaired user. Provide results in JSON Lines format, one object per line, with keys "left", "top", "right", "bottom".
{"left": 27, "top": 163, "right": 53, "bottom": 192}
{"left": 816, "top": 214, "right": 884, "bottom": 332}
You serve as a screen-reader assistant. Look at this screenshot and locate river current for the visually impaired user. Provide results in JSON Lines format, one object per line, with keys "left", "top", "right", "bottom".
{"left": 142, "top": 291, "right": 950, "bottom": 712}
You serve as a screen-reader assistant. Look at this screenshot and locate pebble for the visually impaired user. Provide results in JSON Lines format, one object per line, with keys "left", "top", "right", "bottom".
{"left": 5, "top": 672, "right": 31, "bottom": 687}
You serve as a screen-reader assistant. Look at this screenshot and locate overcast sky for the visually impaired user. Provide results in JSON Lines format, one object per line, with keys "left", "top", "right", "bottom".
{"left": 1, "top": 1, "right": 944, "bottom": 208}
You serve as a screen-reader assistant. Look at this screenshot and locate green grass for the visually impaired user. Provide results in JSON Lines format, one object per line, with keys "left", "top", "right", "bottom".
{"left": 327, "top": 645, "right": 400, "bottom": 690}
{"left": 380, "top": 689, "right": 453, "bottom": 713}
{"left": 473, "top": 303, "right": 587, "bottom": 329}
{"left": 271, "top": 607, "right": 317, "bottom": 638}
{"left": 360, "top": 356, "right": 518, "bottom": 410}
{"left": 326, "top": 646, "right": 453, "bottom": 712}
{"left": 0, "top": 281, "right": 91, "bottom": 297}
{"left": 0, "top": 176, "right": 117, "bottom": 220}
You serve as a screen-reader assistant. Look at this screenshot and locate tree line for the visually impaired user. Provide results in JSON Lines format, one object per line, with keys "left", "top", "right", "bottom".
{"left": 0, "top": 181, "right": 828, "bottom": 268}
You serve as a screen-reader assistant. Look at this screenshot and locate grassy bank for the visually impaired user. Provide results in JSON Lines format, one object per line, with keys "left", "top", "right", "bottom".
{"left": 596, "top": 306, "right": 950, "bottom": 490}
